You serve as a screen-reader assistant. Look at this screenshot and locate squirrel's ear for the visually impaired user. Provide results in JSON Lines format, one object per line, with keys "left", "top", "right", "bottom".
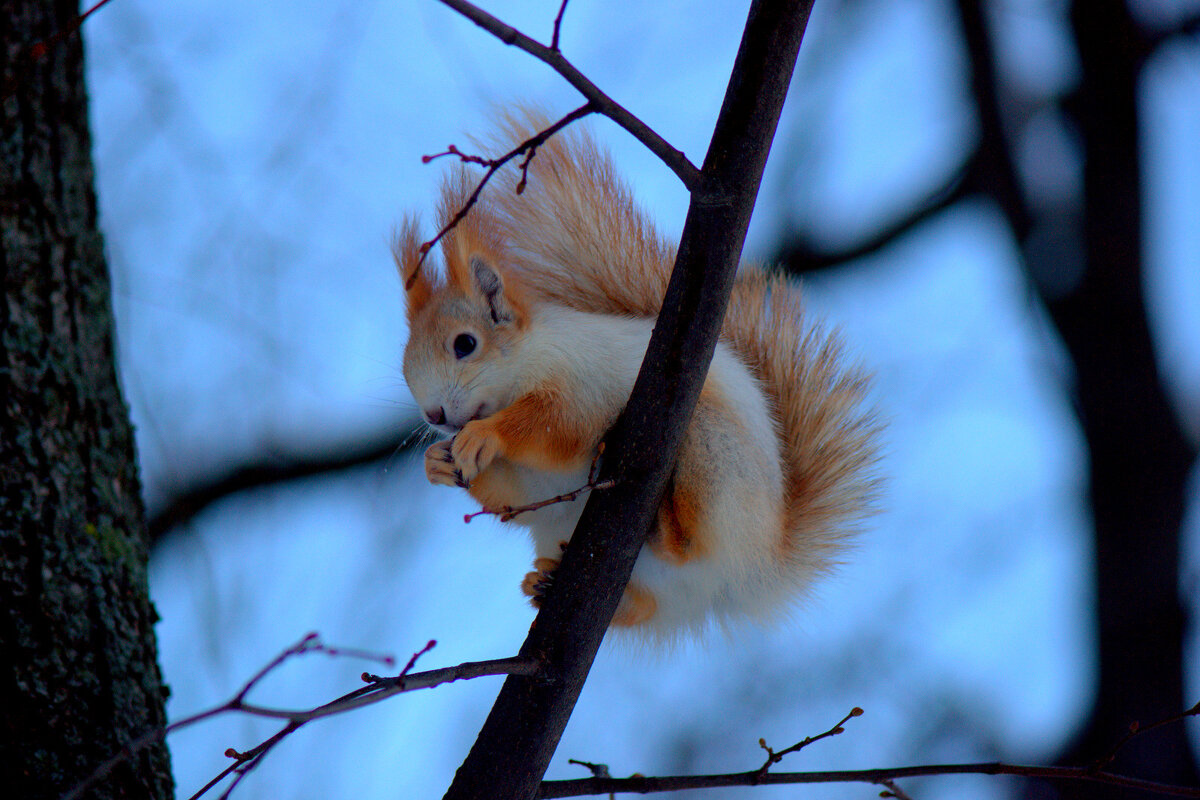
{"left": 393, "top": 218, "right": 432, "bottom": 322}
{"left": 471, "top": 255, "right": 518, "bottom": 326}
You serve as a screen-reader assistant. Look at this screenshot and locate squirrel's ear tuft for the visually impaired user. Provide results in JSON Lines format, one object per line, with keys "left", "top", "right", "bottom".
{"left": 471, "top": 255, "right": 519, "bottom": 326}
{"left": 393, "top": 217, "right": 432, "bottom": 321}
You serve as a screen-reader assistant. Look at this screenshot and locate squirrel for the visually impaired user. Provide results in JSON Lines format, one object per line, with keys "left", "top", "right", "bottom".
{"left": 395, "top": 111, "right": 879, "bottom": 641}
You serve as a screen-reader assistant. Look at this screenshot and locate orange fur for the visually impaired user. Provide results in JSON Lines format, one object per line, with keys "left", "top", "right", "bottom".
{"left": 399, "top": 109, "right": 879, "bottom": 639}
{"left": 488, "top": 112, "right": 674, "bottom": 317}
{"left": 493, "top": 113, "right": 880, "bottom": 572}
{"left": 465, "top": 460, "right": 523, "bottom": 511}
{"left": 722, "top": 272, "right": 880, "bottom": 568}
{"left": 484, "top": 386, "right": 593, "bottom": 471}
{"left": 393, "top": 217, "right": 431, "bottom": 319}
{"left": 651, "top": 479, "right": 705, "bottom": 565}
{"left": 611, "top": 580, "right": 658, "bottom": 627}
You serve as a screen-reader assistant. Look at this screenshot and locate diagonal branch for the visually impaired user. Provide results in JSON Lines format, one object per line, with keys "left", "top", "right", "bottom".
{"left": 777, "top": 155, "right": 974, "bottom": 273}
{"left": 439, "top": 2, "right": 817, "bottom": 799}
{"left": 436, "top": 0, "right": 701, "bottom": 191}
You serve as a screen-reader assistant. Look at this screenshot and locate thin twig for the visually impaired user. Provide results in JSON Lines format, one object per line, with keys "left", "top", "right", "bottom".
{"left": 568, "top": 760, "right": 616, "bottom": 800}
{"left": 755, "top": 706, "right": 863, "bottom": 780}
{"left": 232, "top": 653, "right": 541, "bottom": 723}
{"left": 410, "top": 102, "right": 595, "bottom": 289}
{"left": 185, "top": 647, "right": 541, "bottom": 799}
{"left": 436, "top": 0, "right": 700, "bottom": 191}
{"left": 1092, "top": 699, "right": 1200, "bottom": 772}
{"left": 464, "top": 444, "right": 612, "bottom": 523}
{"left": 539, "top": 701, "right": 1200, "bottom": 798}
{"left": 60, "top": 633, "right": 391, "bottom": 800}
{"left": 878, "top": 777, "right": 916, "bottom": 800}
{"left": 465, "top": 479, "right": 615, "bottom": 524}
{"left": 550, "top": 0, "right": 571, "bottom": 51}
{"left": 61, "top": 636, "right": 541, "bottom": 800}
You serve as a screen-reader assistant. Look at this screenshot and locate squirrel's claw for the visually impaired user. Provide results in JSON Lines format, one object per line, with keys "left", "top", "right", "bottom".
{"left": 423, "top": 440, "right": 460, "bottom": 487}
{"left": 520, "top": 557, "right": 561, "bottom": 606}
{"left": 450, "top": 420, "right": 502, "bottom": 482}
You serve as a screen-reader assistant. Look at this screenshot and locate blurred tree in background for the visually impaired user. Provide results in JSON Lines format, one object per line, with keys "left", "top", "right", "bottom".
{"left": 781, "top": 1, "right": 1199, "bottom": 795}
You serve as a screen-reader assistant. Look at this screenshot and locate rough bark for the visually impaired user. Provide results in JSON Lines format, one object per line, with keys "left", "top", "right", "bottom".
{"left": 440, "top": 1, "right": 815, "bottom": 798}
{"left": 0, "top": 1, "right": 174, "bottom": 798}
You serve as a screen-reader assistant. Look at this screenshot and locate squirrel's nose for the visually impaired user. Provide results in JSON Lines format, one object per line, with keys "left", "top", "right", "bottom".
{"left": 423, "top": 406, "right": 446, "bottom": 426}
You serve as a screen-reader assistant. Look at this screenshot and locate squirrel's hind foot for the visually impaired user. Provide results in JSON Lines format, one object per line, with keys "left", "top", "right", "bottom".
{"left": 521, "top": 557, "right": 561, "bottom": 606}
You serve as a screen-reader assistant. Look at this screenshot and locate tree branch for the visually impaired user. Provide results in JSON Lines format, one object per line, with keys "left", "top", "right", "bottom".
{"left": 777, "top": 155, "right": 974, "bottom": 274}
{"left": 435, "top": 0, "right": 701, "bottom": 191}
{"left": 1136, "top": 10, "right": 1200, "bottom": 64}
{"left": 62, "top": 634, "right": 543, "bottom": 800}
{"left": 536, "top": 701, "right": 1200, "bottom": 798}
{"left": 537, "top": 762, "right": 1200, "bottom": 798}
{"left": 413, "top": 102, "right": 597, "bottom": 285}
{"left": 146, "top": 421, "right": 423, "bottom": 544}
{"left": 440, "top": 2, "right": 817, "bottom": 799}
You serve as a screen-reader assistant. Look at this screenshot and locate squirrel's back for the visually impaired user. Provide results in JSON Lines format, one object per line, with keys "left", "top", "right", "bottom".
{"left": 489, "top": 111, "right": 879, "bottom": 572}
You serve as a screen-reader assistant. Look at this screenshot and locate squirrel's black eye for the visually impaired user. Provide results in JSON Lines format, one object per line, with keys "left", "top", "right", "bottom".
{"left": 453, "top": 333, "right": 477, "bottom": 359}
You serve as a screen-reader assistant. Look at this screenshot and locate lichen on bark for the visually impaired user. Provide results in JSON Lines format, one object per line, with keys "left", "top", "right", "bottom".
{"left": 1, "top": 2, "right": 173, "bottom": 798}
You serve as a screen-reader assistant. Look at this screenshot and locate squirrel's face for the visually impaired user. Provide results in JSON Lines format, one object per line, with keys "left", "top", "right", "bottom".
{"left": 403, "top": 257, "right": 527, "bottom": 435}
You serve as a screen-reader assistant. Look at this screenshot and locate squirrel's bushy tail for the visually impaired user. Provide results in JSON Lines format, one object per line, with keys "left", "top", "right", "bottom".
{"left": 722, "top": 273, "right": 879, "bottom": 573}
{"left": 487, "top": 110, "right": 674, "bottom": 317}
{"left": 487, "top": 110, "right": 879, "bottom": 565}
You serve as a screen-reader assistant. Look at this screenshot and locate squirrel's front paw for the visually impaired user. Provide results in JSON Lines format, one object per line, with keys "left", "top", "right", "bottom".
{"left": 451, "top": 420, "right": 502, "bottom": 483}
{"left": 520, "top": 557, "right": 560, "bottom": 607}
{"left": 424, "top": 440, "right": 465, "bottom": 488}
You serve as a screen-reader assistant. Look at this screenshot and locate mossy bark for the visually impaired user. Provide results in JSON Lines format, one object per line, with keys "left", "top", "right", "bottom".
{"left": 1, "top": 2, "right": 174, "bottom": 798}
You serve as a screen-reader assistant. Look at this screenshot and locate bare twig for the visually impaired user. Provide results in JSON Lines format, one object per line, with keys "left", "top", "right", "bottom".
{"left": 567, "top": 760, "right": 617, "bottom": 800}
{"left": 60, "top": 633, "right": 391, "bottom": 800}
{"left": 230, "top": 651, "right": 541, "bottom": 724}
{"left": 456, "top": 462, "right": 609, "bottom": 525}
{"left": 436, "top": 0, "right": 700, "bottom": 191}
{"left": 231, "top": 632, "right": 393, "bottom": 705}
{"left": 464, "top": 478, "right": 616, "bottom": 524}
{"left": 188, "top": 643, "right": 436, "bottom": 800}
{"left": 410, "top": 102, "right": 595, "bottom": 289}
{"left": 878, "top": 778, "right": 916, "bottom": 800}
{"left": 1091, "top": 699, "right": 1200, "bottom": 773}
{"left": 568, "top": 760, "right": 612, "bottom": 780}
{"left": 62, "top": 635, "right": 542, "bottom": 800}
{"left": 755, "top": 706, "right": 863, "bottom": 780}
{"left": 464, "top": 443, "right": 613, "bottom": 523}
{"left": 550, "top": 0, "right": 571, "bottom": 51}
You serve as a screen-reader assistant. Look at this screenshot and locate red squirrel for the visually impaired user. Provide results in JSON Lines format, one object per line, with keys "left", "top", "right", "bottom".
{"left": 396, "top": 113, "right": 878, "bottom": 640}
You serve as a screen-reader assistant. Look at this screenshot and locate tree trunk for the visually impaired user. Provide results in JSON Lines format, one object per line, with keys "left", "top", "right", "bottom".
{"left": 1035, "top": 2, "right": 1199, "bottom": 795}
{"left": 1, "top": 2, "right": 174, "bottom": 799}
